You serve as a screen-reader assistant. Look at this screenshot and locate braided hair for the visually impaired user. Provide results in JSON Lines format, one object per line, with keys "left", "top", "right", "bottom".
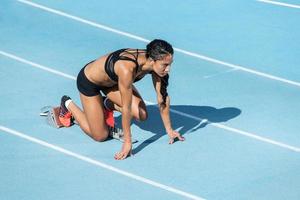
{"left": 146, "top": 39, "right": 173, "bottom": 105}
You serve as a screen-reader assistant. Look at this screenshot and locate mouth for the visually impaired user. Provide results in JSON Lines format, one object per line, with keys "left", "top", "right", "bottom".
{"left": 154, "top": 71, "right": 168, "bottom": 77}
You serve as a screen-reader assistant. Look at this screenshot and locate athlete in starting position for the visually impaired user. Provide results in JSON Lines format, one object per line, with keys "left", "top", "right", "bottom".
{"left": 58, "top": 39, "right": 185, "bottom": 160}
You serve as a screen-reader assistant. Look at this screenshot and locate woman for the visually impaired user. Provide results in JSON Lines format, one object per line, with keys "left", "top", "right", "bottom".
{"left": 59, "top": 39, "right": 185, "bottom": 160}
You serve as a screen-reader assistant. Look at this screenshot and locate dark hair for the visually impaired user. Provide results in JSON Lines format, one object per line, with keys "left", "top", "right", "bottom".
{"left": 146, "top": 39, "right": 173, "bottom": 105}
{"left": 146, "top": 39, "right": 174, "bottom": 61}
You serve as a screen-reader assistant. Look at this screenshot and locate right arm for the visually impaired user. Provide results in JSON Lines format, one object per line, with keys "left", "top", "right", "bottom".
{"left": 114, "top": 62, "right": 134, "bottom": 160}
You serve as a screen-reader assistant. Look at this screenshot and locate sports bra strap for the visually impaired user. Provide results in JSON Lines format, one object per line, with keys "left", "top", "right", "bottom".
{"left": 104, "top": 48, "right": 140, "bottom": 82}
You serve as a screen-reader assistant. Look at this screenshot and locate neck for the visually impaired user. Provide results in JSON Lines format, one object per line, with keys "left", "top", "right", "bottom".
{"left": 139, "top": 54, "right": 153, "bottom": 72}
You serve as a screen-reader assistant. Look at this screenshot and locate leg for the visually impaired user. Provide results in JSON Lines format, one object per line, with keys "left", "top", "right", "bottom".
{"left": 68, "top": 93, "right": 109, "bottom": 142}
{"left": 103, "top": 85, "right": 148, "bottom": 121}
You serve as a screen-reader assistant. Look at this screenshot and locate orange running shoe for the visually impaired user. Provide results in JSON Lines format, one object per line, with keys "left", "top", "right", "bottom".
{"left": 59, "top": 95, "right": 74, "bottom": 127}
{"left": 103, "top": 96, "right": 115, "bottom": 127}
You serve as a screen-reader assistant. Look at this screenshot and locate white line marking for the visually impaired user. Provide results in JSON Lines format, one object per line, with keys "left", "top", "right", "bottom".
{"left": 1, "top": 50, "right": 300, "bottom": 153}
{"left": 17, "top": 0, "right": 149, "bottom": 43}
{"left": 214, "top": 124, "right": 300, "bottom": 152}
{"left": 0, "top": 125, "right": 205, "bottom": 200}
{"left": 17, "top": 0, "right": 300, "bottom": 88}
{"left": 0, "top": 51, "right": 76, "bottom": 80}
{"left": 203, "top": 69, "right": 238, "bottom": 79}
{"left": 169, "top": 109, "right": 300, "bottom": 152}
{"left": 257, "top": 0, "right": 300, "bottom": 9}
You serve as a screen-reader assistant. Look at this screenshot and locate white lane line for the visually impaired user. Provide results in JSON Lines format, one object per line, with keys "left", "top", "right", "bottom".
{"left": 1, "top": 50, "right": 300, "bottom": 153}
{"left": 16, "top": 0, "right": 300, "bottom": 88}
{"left": 214, "top": 123, "right": 300, "bottom": 152}
{"left": 169, "top": 109, "right": 300, "bottom": 152}
{"left": 203, "top": 69, "right": 238, "bottom": 79}
{"left": 257, "top": 0, "right": 300, "bottom": 9}
{"left": 0, "top": 125, "right": 205, "bottom": 200}
{"left": 0, "top": 50, "right": 76, "bottom": 80}
{"left": 17, "top": 0, "right": 149, "bottom": 43}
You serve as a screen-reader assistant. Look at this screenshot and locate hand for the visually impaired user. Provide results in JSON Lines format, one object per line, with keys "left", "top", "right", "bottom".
{"left": 167, "top": 129, "right": 185, "bottom": 144}
{"left": 114, "top": 142, "right": 132, "bottom": 160}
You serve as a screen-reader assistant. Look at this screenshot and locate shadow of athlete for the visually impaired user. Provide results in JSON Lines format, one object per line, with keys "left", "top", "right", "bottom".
{"left": 117, "top": 105, "right": 241, "bottom": 154}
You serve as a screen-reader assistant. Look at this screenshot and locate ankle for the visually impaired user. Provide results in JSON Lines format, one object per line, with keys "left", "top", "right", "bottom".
{"left": 103, "top": 97, "right": 113, "bottom": 111}
{"left": 65, "top": 99, "right": 73, "bottom": 110}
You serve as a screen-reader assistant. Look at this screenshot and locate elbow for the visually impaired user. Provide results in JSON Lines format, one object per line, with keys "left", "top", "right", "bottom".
{"left": 157, "top": 96, "right": 169, "bottom": 106}
{"left": 157, "top": 96, "right": 164, "bottom": 105}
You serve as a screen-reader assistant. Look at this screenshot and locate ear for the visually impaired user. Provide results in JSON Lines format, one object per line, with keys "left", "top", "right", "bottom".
{"left": 149, "top": 57, "right": 155, "bottom": 65}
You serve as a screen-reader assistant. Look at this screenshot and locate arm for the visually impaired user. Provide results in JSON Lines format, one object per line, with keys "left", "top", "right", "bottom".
{"left": 151, "top": 73, "right": 185, "bottom": 144}
{"left": 114, "top": 62, "right": 134, "bottom": 159}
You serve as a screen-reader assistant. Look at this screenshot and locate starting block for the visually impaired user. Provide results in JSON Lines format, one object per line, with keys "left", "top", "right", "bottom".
{"left": 40, "top": 106, "right": 63, "bottom": 128}
{"left": 39, "top": 106, "right": 138, "bottom": 143}
{"left": 108, "top": 126, "right": 138, "bottom": 143}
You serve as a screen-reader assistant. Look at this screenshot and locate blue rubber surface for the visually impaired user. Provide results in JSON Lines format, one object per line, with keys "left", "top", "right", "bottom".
{"left": 1, "top": 1, "right": 300, "bottom": 199}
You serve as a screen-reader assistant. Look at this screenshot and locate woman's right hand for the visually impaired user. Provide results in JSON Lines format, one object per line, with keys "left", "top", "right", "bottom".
{"left": 114, "top": 142, "right": 132, "bottom": 160}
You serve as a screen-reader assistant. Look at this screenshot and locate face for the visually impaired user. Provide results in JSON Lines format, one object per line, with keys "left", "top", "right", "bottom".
{"left": 152, "top": 54, "right": 173, "bottom": 77}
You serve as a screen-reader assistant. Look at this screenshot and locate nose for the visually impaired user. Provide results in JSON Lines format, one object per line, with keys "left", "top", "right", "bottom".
{"left": 165, "top": 65, "right": 170, "bottom": 73}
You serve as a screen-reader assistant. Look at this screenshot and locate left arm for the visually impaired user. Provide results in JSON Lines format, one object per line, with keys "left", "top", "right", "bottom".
{"left": 151, "top": 73, "right": 185, "bottom": 144}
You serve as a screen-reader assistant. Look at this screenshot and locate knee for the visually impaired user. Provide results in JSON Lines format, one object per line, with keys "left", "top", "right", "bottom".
{"left": 89, "top": 129, "right": 109, "bottom": 142}
{"left": 137, "top": 108, "right": 148, "bottom": 121}
{"left": 92, "top": 134, "right": 108, "bottom": 142}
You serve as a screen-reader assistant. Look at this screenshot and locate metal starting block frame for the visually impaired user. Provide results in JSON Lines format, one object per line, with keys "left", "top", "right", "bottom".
{"left": 40, "top": 106, "right": 63, "bottom": 128}
{"left": 108, "top": 126, "right": 138, "bottom": 143}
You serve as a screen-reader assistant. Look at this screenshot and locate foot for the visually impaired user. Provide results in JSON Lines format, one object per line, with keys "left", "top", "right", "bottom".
{"left": 108, "top": 126, "right": 124, "bottom": 141}
{"left": 103, "top": 96, "right": 115, "bottom": 127}
{"left": 59, "top": 95, "right": 73, "bottom": 127}
{"left": 107, "top": 126, "right": 138, "bottom": 143}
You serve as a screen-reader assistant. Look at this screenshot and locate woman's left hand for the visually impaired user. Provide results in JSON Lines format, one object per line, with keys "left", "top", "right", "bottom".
{"left": 167, "top": 130, "right": 185, "bottom": 144}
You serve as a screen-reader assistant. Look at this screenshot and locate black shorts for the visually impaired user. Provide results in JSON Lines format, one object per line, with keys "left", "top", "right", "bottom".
{"left": 76, "top": 61, "right": 108, "bottom": 97}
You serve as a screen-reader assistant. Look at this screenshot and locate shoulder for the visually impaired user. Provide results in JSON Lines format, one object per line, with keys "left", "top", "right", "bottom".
{"left": 115, "top": 61, "right": 135, "bottom": 82}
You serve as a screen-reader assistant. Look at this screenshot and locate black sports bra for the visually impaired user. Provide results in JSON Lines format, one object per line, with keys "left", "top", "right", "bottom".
{"left": 104, "top": 48, "right": 145, "bottom": 82}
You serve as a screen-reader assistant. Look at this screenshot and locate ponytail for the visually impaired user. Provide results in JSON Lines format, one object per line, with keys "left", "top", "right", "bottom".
{"left": 160, "top": 74, "right": 169, "bottom": 105}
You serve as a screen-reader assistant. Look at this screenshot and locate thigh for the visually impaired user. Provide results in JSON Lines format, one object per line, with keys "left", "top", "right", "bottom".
{"left": 80, "top": 93, "right": 108, "bottom": 139}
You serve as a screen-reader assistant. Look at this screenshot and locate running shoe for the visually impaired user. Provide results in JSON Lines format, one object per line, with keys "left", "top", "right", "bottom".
{"left": 108, "top": 126, "right": 138, "bottom": 143}
{"left": 59, "top": 95, "right": 73, "bottom": 127}
{"left": 108, "top": 126, "right": 124, "bottom": 141}
{"left": 103, "top": 96, "right": 115, "bottom": 127}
